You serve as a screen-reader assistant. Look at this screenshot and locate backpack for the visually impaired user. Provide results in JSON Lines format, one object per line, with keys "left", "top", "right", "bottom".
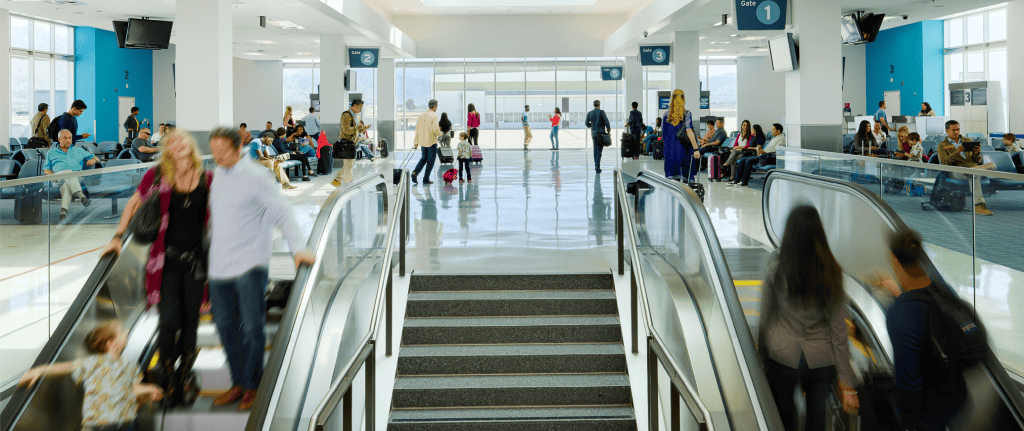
{"left": 442, "top": 168, "right": 458, "bottom": 184}
{"left": 904, "top": 284, "right": 989, "bottom": 391}
{"left": 48, "top": 113, "right": 67, "bottom": 142}
{"left": 927, "top": 187, "right": 965, "bottom": 212}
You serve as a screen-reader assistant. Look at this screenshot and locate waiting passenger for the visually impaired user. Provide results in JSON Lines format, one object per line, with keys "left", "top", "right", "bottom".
{"left": 699, "top": 119, "right": 727, "bottom": 157}
{"left": 905, "top": 133, "right": 925, "bottom": 162}
{"left": 852, "top": 120, "right": 885, "bottom": 157}
{"left": 938, "top": 120, "right": 996, "bottom": 216}
{"left": 356, "top": 121, "right": 378, "bottom": 161}
{"left": 882, "top": 229, "right": 966, "bottom": 430}
{"left": 919, "top": 102, "right": 936, "bottom": 116}
{"left": 18, "top": 321, "right": 163, "bottom": 430}
{"left": 238, "top": 123, "right": 252, "bottom": 146}
{"left": 278, "top": 127, "right": 314, "bottom": 181}
{"left": 872, "top": 121, "right": 888, "bottom": 146}
{"left": 152, "top": 123, "right": 167, "bottom": 143}
{"left": 1003, "top": 133, "right": 1022, "bottom": 153}
{"left": 732, "top": 123, "right": 785, "bottom": 186}
{"left": 700, "top": 119, "right": 716, "bottom": 147}
{"left": 722, "top": 119, "right": 753, "bottom": 176}
{"left": 283, "top": 106, "right": 296, "bottom": 134}
{"left": 130, "top": 128, "right": 159, "bottom": 162}
{"left": 301, "top": 107, "right": 321, "bottom": 140}
{"left": 249, "top": 132, "right": 296, "bottom": 189}
{"left": 759, "top": 205, "right": 858, "bottom": 431}
{"left": 44, "top": 129, "right": 101, "bottom": 223}
{"left": 264, "top": 121, "right": 274, "bottom": 135}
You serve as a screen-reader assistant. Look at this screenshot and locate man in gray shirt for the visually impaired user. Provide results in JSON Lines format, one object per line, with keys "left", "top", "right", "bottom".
{"left": 130, "top": 128, "right": 159, "bottom": 161}
{"left": 699, "top": 119, "right": 728, "bottom": 157}
{"left": 301, "top": 107, "right": 321, "bottom": 140}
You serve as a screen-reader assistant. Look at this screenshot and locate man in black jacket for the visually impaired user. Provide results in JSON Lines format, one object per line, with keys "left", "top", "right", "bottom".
{"left": 585, "top": 100, "right": 610, "bottom": 174}
{"left": 627, "top": 101, "right": 644, "bottom": 146}
{"left": 124, "top": 107, "right": 141, "bottom": 142}
{"left": 53, "top": 99, "right": 91, "bottom": 146}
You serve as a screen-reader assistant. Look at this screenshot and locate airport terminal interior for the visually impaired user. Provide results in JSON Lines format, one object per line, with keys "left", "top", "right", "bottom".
{"left": 2, "top": 0, "right": 1024, "bottom": 430}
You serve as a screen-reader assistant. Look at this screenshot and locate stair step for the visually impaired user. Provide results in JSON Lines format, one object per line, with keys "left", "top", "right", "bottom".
{"left": 387, "top": 406, "right": 638, "bottom": 431}
{"left": 151, "top": 395, "right": 249, "bottom": 431}
{"left": 406, "top": 291, "right": 618, "bottom": 317}
{"left": 397, "top": 344, "right": 626, "bottom": 375}
{"left": 410, "top": 274, "right": 613, "bottom": 292}
{"left": 402, "top": 316, "right": 622, "bottom": 345}
{"left": 391, "top": 374, "right": 632, "bottom": 408}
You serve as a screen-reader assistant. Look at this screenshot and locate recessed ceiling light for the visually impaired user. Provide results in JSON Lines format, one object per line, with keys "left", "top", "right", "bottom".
{"left": 246, "top": 52, "right": 265, "bottom": 56}
{"left": 740, "top": 36, "right": 767, "bottom": 41}
{"left": 253, "top": 40, "right": 278, "bottom": 45}
{"left": 699, "top": 36, "right": 707, "bottom": 40}
{"left": 703, "top": 49, "right": 725, "bottom": 53}
{"left": 730, "top": 34, "right": 746, "bottom": 38}
{"left": 754, "top": 48, "right": 769, "bottom": 52}
{"left": 268, "top": 20, "right": 304, "bottom": 30}
{"left": 295, "top": 52, "right": 315, "bottom": 55}
{"left": 710, "top": 41, "right": 731, "bottom": 44}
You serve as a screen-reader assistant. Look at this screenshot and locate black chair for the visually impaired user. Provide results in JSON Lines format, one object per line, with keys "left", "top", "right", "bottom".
{"left": 1011, "top": 151, "right": 1024, "bottom": 171}
{"left": 11, "top": 149, "right": 42, "bottom": 166}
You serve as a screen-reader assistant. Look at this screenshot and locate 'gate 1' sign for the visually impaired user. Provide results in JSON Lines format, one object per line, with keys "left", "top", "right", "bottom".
{"left": 348, "top": 47, "right": 379, "bottom": 68}
{"left": 735, "top": 0, "right": 787, "bottom": 31}
{"left": 640, "top": 45, "right": 671, "bottom": 66}
{"left": 601, "top": 67, "right": 623, "bottom": 81}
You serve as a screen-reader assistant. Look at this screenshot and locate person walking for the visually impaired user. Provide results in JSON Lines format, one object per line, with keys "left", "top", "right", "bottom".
{"left": 29, "top": 103, "right": 50, "bottom": 143}
{"left": 102, "top": 130, "right": 211, "bottom": 407}
{"left": 585, "top": 100, "right": 610, "bottom": 173}
{"left": 548, "top": 108, "right": 562, "bottom": 150}
{"left": 522, "top": 105, "right": 532, "bottom": 151}
{"left": 409, "top": 100, "right": 442, "bottom": 184}
{"left": 331, "top": 99, "right": 368, "bottom": 187}
{"left": 661, "top": 90, "right": 699, "bottom": 182}
{"left": 439, "top": 112, "right": 452, "bottom": 147}
{"left": 207, "top": 127, "right": 314, "bottom": 410}
{"left": 300, "top": 107, "right": 321, "bottom": 140}
{"left": 627, "top": 101, "right": 644, "bottom": 145}
{"left": 124, "top": 107, "right": 142, "bottom": 142}
{"left": 53, "top": 99, "right": 92, "bottom": 146}
{"left": 467, "top": 104, "right": 481, "bottom": 146}
{"left": 759, "top": 205, "right": 859, "bottom": 431}
{"left": 456, "top": 131, "right": 472, "bottom": 182}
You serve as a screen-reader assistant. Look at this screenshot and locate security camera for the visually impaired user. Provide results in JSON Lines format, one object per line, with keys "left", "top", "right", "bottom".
{"left": 643, "top": 31, "right": 649, "bottom": 38}
{"left": 902, "top": 15, "right": 909, "bottom": 20}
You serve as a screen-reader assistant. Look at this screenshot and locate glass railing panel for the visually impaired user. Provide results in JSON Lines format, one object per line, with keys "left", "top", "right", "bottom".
{"left": 777, "top": 149, "right": 819, "bottom": 175}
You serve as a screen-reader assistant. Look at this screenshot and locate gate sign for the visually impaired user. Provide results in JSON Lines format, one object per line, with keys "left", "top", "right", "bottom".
{"left": 735, "top": 0, "right": 787, "bottom": 31}
{"left": 640, "top": 45, "right": 671, "bottom": 66}
{"left": 659, "top": 96, "right": 671, "bottom": 110}
{"left": 700, "top": 91, "right": 711, "bottom": 110}
{"left": 349, "top": 48, "right": 379, "bottom": 68}
{"left": 601, "top": 66, "right": 623, "bottom": 81}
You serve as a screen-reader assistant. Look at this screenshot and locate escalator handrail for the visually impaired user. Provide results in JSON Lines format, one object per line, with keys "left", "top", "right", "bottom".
{"left": 309, "top": 170, "right": 409, "bottom": 431}
{"left": 761, "top": 169, "right": 1024, "bottom": 427}
{"left": 630, "top": 169, "right": 781, "bottom": 431}
{"left": 247, "top": 173, "right": 391, "bottom": 431}
{"left": 613, "top": 170, "right": 713, "bottom": 430}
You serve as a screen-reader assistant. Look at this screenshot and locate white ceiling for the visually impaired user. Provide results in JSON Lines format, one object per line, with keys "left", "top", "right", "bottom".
{"left": 361, "top": 0, "right": 654, "bottom": 16}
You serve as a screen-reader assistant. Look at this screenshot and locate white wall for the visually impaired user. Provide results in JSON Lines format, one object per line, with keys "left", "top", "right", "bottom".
{"left": 737, "top": 56, "right": 786, "bottom": 128}
{"left": 392, "top": 15, "right": 624, "bottom": 58}
{"left": 232, "top": 57, "right": 284, "bottom": 128}
{"left": 152, "top": 44, "right": 176, "bottom": 125}
{"left": 842, "top": 44, "right": 867, "bottom": 116}
{"left": 1, "top": 8, "right": 10, "bottom": 145}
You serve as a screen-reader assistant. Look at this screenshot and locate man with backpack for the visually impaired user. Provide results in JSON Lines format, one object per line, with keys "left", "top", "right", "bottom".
{"left": 49, "top": 100, "right": 92, "bottom": 146}
{"left": 883, "top": 229, "right": 971, "bottom": 430}
{"left": 28, "top": 103, "right": 50, "bottom": 148}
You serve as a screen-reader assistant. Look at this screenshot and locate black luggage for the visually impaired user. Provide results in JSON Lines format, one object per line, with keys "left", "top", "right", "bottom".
{"left": 652, "top": 140, "right": 664, "bottom": 160}
{"left": 333, "top": 139, "right": 356, "bottom": 159}
{"left": 681, "top": 155, "right": 705, "bottom": 202}
{"left": 438, "top": 145, "right": 454, "bottom": 164}
{"left": 318, "top": 145, "right": 333, "bottom": 174}
{"left": 379, "top": 138, "right": 389, "bottom": 159}
{"left": 15, "top": 190, "right": 42, "bottom": 224}
{"left": 621, "top": 133, "right": 636, "bottom": 159}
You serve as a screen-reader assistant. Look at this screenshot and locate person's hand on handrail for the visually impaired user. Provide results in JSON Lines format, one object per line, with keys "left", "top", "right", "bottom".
{"left": 294, "top": 250, "right": 315, "bottom": 269}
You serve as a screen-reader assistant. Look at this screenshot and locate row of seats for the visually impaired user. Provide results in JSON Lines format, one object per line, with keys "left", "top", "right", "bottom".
{"left": 926, "top": 151, "right": 1024, "bottom": 193}
{"left": 0, "top": 155, "right": 142, "bottom": 220}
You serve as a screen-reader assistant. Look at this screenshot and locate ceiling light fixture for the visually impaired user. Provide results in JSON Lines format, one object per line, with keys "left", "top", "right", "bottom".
{"left": 703, "top": 49, "right": 725, "bottom": 53}
{"left": 253, "top": 40, "right": 278, "bottom": 45}
{"left": 268, "top": 20, "right": 304, "bottom": 30}
{"left": 710, "top": 41, "right": 731, "bottom": 44}
{"left": 740, "top": 36, "right": 766, "bottom": 41}
{"left": 246, "top": 52, "right": 265, "bottom": 56}
{"left": 295, "top": 52, "right": 315, "bottom": 55}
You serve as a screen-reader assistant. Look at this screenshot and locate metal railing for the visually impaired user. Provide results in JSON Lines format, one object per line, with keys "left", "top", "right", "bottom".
{"left": 614, "top": 170, "right": 713, "bottom": 431}
{"left": 308, "top": 169, "right": 410, "bottom": 431}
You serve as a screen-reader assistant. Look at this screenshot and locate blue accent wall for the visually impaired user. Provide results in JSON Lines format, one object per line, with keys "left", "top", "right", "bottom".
{"left": 866, "top": 21, "right": 945, "bottom": 117}
{"left": 75, "top": 27, "right": 153, "bottom": 142}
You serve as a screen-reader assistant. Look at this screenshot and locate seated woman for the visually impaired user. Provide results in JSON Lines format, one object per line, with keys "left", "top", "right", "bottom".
{"left": 891, "top": 126, "right": 911, "bottom": 160}
{"left": 722, "top": 119, "right": 753, "bottom": 176}
{"left": 852, "top": 120, "right": 887, "bottom": 157}
{"left": 279, "top": 126, "right": 316, "bottom": 180}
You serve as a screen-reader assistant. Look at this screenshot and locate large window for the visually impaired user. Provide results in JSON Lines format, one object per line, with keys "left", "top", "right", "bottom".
{"left": 283, "top": 61, "right": 319, "bottom": 117}
{"left": 943, "top": 6, "right": 1007, "bottom": 130}
{"left": 641, "top": 59, "right": 738, "bottom": 135}
{"left": 9, "top": 16, "right": 75, "bottom": 139}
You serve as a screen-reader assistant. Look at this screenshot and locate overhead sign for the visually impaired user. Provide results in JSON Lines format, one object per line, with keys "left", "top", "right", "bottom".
{"left": 735, "top": 0, "right": 787, "bottom": 31}
{"left": 971, "top": 88, "right": 987, "bottom": 106}
{"left": 348, "top": 47, "right": 379, "bottom": 68}
{"left": 950, "top": 90, "right": 965, "bottom": 106}
{"left": 700, "top": 91, "right": 710, "bottom": 110}
{"left": 640, "top": 45, "right": 671, "bottom": 66}
{"left": 601, "top": 66, "right": 623, "bottom": 81}
{"left": 659, "top": 97, "right": 671, "bottom": 110}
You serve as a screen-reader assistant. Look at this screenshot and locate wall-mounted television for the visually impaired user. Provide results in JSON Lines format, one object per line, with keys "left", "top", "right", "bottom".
{"left": 112, "top": 21, "right": 128, "bottom": 48}
{"left": 841, "top": 13, "right": 885, "bottom": 45}
{"left": 125, "top": 18, "right": 173, "bottom": 50}
{"left": 768, "top": 33, "right": 798, "bottom": 72}
{"left": 840, "top": 15, "right": 863, "bottom": 44}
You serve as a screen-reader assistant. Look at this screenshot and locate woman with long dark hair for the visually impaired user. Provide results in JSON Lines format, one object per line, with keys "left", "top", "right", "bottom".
{"left": 467, "top": 103, "right": 480, "bottom": 146}
{"left": 759, "top": 205, "right": 859, "bottom": 431}
{"left": 439, "top": 112, "right": 452, "bottom": 147}
{"left": 722, "top": 119, "right": 753, "bottom": 176}
{"left": 852, "top": 120, "right": 884, "bottom": 156}
{"left": 919, "top": 102, "right": 936, "bottom": 116}
{"left": 751, "top": 124, "right": 767, "bottom": 148}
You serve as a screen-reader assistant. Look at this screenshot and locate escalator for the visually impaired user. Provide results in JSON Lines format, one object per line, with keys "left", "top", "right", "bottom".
{"left": 0, "top": 173, "right": 394, "bottom": 431}
{"left": 618, "top": 168, "right": 1024, "bottom": 430}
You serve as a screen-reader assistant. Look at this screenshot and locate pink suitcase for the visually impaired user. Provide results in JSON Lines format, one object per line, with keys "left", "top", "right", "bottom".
{"left": 470, "top": 145, "right": 483, "bottom": 164}
{"left": 708, "top": 155, "right": 723, "bottom": 182}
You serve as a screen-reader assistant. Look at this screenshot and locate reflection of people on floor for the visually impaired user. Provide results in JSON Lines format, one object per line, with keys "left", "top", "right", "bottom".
{"left": 550, "top": 151, "right": 561, "bottom": 192}
{"left": 413, "top": 186, "right": 442, "bottom": 262}
{"left": 591, "top": 175, "right": 609, "bottom": 246}
{"left": 457, "top": 182, "right": 479, "bottom": 229}
{"left": 44, "top": 129, "right": 100, "bottom": 223}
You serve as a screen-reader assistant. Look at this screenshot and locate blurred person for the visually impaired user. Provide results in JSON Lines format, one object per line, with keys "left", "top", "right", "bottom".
{"left": 409, "top": 99, "right": 443, "bottom": 185}
{"left": 238, "top": 123, "right": 251, "bottom": 146}
{"left": 207, "top": 127, "right": 315, "bottom": 409}
{"left": 759, "top": 205, "right": 858, "bottom": 431}
{"left": 151, "top": 123, "right": 167, "bottom": 143}
{"left": 283, "top": 106, "right": 296, "bottom": 134}
{"left": 1003, "top": 133, "right": 1021, "bottom": 153}
{"left": 522, "top": 105, "right": 532, "bottom": 151}
{"left": 660, "top": 90, "right": 699, "bottom": 181}
{"left": 130, "top": 128, "right": 159, "bottom": 162}
{"left": 103, "top": 131, "right": 211, "bottom": 406}
{"left": 585, "top": 100, "right": 611, "bottom": 174}
{"left": 938, "top": 120, "right": 996, "bottom": 216}
{"left": 43, "top": 129, "right": 100, "bottom": 223}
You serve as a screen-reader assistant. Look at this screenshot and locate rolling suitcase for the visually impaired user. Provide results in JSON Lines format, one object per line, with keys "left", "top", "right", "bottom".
{"left": 708, "top": 154, "right": 724, "bottom": 182}
{"left": 438, "top": 145, "right": 455, "bottom": 164}
{"left": 681, "top": 156, "right": 705, "bottom": 202}
{"left": 470, "top": 145, "right": 483, "bottom": 164}
{"left": 620, "top": 133, "right": 636, "bottom": 159}
{"left": 652, "top": 140, "right": 664, "bottom": 160}
{"left": 379, "top": 138, "right": 389, "bottom": 159}
{"left": 15, "top": 190, "right": 42, "bottom": 224}
{"left": 318, "top": 145, "right": 333, "bottom": 174}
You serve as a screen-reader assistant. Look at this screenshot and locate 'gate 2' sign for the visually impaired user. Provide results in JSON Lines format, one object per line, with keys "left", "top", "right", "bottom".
{"left": 735, "top": 0, "right": 787, "bottom": 31}
{"left": 349, "top": 48, "right": 379, "bottom": 68}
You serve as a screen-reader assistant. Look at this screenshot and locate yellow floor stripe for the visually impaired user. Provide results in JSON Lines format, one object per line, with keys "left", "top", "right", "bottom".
{"left": 739, "top": 296, "right": 761, "bottom": 302}
{"left": 734, "top": 280, "right": 763, "bottom": 286}
{"left": 744, "top": 309, "right": 760, "bottom": 316}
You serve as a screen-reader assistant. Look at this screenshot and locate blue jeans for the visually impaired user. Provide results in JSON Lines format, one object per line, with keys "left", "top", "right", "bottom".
{"left": 357, "top": 143, "right": 374, "bottom": 159}
{"left": 592, "top": 134, "right": 604, "bottom": 171}
{"left": 210, "top": 266, "right": 269, "bottom": 390}
{"left": 413, "top": 145, "right": 438, "bottom": 181}
{"left": 550, "top": 126, "right": 559, "bottom": 149}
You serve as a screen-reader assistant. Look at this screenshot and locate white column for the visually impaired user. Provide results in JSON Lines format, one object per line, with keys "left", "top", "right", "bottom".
{"left": 624, "top": 56, "right": 643, "bottom": 119}
{"left": 0, "top": 8, "right": 10, "bottom": 145}
{"left": 378, "top": 57, "right": 395, "bottom": 151}
{"left": 175, "top": 0, "right": 232, "bottom": 151}
{"left": 320, "top": 34, "right": 349, "bottom": 141}
{"left": 784, "top": 0, "right": 843, "bottom": 150}
{"left": 671, "top": 32, "right": 701, "bottom": 111}
{"left": 1008, "top": 2, "right": 1024, "bottom": 133}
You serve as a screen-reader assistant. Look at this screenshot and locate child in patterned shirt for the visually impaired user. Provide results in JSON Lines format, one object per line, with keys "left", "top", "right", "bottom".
{"left": 456, "top": 131, "right": 473, "bottom": 182}
{"left": 906, "top": 132, "right": 925, "bottom": 162}
{"left": 19, "top": 321, "right": 163, "bottom": 431}
{"left": 1003, "top": 133, "right": 1022, "bottom": 153}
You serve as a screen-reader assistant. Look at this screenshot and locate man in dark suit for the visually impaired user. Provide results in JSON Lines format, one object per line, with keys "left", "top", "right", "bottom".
{"left": 627, "top": 101, "right": 644, "bottom": 150}
{"left": 585, "top": 100, "right": 610, "bottom": 174}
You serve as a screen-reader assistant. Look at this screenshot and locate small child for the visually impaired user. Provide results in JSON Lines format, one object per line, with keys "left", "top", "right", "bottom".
{"left": 906, "top": 132, "right": 924, "bottom": 162}
{"left": 19, "top": 321, "right": 162, "bottom": 431}
{"left": 456, "top": 131, "right": 473, "bottom": 182}
{"left": 1004, "top": 133, "right": 1022, "bottom": 153}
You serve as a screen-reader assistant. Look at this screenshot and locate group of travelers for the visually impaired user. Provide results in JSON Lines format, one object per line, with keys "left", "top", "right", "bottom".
{"left": 696, "top": 117, "right": 786, "bottom": 186}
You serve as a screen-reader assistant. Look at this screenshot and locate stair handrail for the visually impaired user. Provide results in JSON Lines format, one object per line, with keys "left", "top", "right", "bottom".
{"left": 308, "top": 169, "right": 411, "bottom": 431}
{"left": 614, "top": 170, "right": 713, "bottom": 431}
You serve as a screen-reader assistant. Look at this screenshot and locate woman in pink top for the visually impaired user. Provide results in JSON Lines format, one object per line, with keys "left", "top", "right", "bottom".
{"left": 467, "top": 104, "right": 481, "bottom": 146}
{"left": 548, "top": 107, "right": 562, "bottom": 150}
{"left": 723, "top": 119, "right": 753, "bottom": 175}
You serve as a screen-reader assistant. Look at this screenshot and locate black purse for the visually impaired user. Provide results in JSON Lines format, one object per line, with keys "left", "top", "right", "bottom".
{"left": 134, "top": 192, "right": 161, "bottom": 243}
{"left": 334, "top": 139, "right": 356, "bottom": 159}
{"left": 675, "top": 114, "right": 693, "bottom": 149}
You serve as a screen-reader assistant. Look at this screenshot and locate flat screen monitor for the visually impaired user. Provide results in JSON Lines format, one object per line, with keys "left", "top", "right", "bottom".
{"left": 125, "top": 18, "right": 172, "bottom": 49}
{"left": 840, "top": 14, "right": 863, "bottom": 44}
{"left": 858, "top": 14, "right": 885, "bottom": 43}
{"left": 112, "top": 21, "right": 128, "bottom": 48}
{"left": 768, "top": 33, "right": 798, "bottom": 72}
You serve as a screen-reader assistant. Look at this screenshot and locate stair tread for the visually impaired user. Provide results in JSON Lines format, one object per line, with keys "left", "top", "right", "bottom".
{"left": 407, "top": 291, "right": 616, "bottom": 301}
{"left": 394, "top": 373, "right": 631, "bottom": 390}
{"left": 389, "top": 406, "right": 636, "bottom": 422}
{"left": 399, "top": 344, "right": 624, "bottom": 357}
{"left": 404, "top": 316, "right": 620, "bottom": 327}
{"left": 410, "top": 274, "right": 614, "bottom": 291}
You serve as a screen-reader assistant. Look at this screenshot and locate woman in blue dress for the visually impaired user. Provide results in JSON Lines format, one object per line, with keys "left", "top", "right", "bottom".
{"left": 662, "top": 89, "right": 701, "bottom": 181}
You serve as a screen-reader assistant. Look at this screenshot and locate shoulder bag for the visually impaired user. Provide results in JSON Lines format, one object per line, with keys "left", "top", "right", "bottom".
{"left": 133, "top": 172, "right": 163, "bottom": 243}
{"left": 675, "top": 111, "right": 694, "bottom": 149}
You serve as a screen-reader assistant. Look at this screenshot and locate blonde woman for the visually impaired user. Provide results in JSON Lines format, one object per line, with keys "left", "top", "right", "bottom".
{"left": 283, "top": 106, "right": 296, "bottom": 134}
{"left": 661, "top": 89, "right": 700, "bottom": 181}
{"left": 102, "top": 130, "right": 212, "bottom": 408}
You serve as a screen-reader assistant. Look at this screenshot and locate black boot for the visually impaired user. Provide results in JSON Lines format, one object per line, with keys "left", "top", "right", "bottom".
{"left": 175, "top": 350, "right": 201, "bottom": 407}
{"left": 158, "top": 360, "right": 182, "bottom": 408}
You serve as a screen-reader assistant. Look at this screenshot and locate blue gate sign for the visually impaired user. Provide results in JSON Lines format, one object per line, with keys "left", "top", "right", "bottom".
{"left": 348, "top": 47, "right": 379, "bottom": 68}
{"left": 700, "top": 92, "right": 710, "bottom": 109}
{"left": 640, "top": 45, "right": 672, "bottom": 66}
{"left": 601, "top": 66, "right": 623, "bottom": 81}
{"left": 736, "top": 0, "right": 787, "bottom": 31}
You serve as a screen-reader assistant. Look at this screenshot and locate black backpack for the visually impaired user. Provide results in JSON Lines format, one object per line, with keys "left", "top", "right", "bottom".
{"left": 904, "top": 284, "right": 989, "bottom": 389}
{"left": 47, "top": 113, "right": 67, "bottom": 142}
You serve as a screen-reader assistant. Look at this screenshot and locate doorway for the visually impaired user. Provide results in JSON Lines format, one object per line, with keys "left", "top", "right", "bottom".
{"left": 883, "top": 91, "right": 901, "bottom": 117}
{"left": 118, "top": 97, "right": 136, "bottom": 143}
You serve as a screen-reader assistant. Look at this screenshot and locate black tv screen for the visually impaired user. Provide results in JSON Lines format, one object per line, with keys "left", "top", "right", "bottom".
{"left": 112, "top": 21, "right": 128, "bottom": 48}
{"left": 858, "top": 14, "right": 885, "bottom": 43}
{"left": 125, "top": 18, "right": 172, "bottom": 49}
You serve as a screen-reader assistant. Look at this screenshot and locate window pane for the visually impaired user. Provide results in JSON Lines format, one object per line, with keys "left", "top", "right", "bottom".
{"left": 465, "top": 61, "right": 494, "bottom": 148}
{"left": 587, "top": 63, "right": 620, "bottom": 141}
{"left": 283, "top": 67, "right": 314, "bottom": 116}
{"left": 34, "top": 60, "right": 51, "bottom": 113}
{"left": 11, "top": 17, "right": 30, "bottom": 49}
{"left": 435, "top": 62, "right": 465, "bottom": 133}
{"left": 555, "top": 62, "right": 588, "bottom": 148}
{"left": 644, "top": 66, "right": 670, "bottom": 124}
{"left": 949, "top": 19, "right": 963, "bottom": 47}
{"left": 966, "top": 51, "right": 984, "bottom": 81}
{"left": 950, "top": 53, "right": 964, "bottom": 82}
{"left": 988, "top": 49, "right": 1008, "bottom": 130}
{"left": 55, "top": 60, "right": 70, "bottom": 115}
{"left": 11, "top": 58, "right": 32, "bottom": 138}
{"left": 54, "top": 25, "right": 71, "bottom": 54}
{"left": 708, "top": 64, "right": 737, "bottom": 132}
{"left": 401, "top": 61, "right": 435, "bottom": 148}
{"left": 34, "top": 21, "right": 52, "bottom": 52}
{"left": 988, "top": 10, "right": 1006, "bottom": 42}
{"left": 495, "top": 60, "right": 525, "bottom": 149}
{"left": 525, "top": 62, "right": 554, "bottom": 139}
{"left": 965, "top": 15, "right": 983, "bottom": 45}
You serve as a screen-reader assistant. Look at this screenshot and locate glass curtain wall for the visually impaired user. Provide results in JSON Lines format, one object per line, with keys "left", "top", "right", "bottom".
{"left": 9, "top": 15, "right": 75, "bottom": 139}
{"left": 943, "top": 6, "right": 1008, "bottom": 129}
{"left": 283, "top": 61, "right": 320, "bottom": 121}
{"left": 643, "top": 66, "right": 671, "bottom": 127}
{"left": 526, "top": 60, "right": 556, "bottom": 149}
{"left": 398, "top": 59, "right": 434, "bottom": 148}
{"left": 556, "top": 60, "right": 588, "bottom": 149}
{"left": 465, "top": 60, "right": 495, "bottom": 148}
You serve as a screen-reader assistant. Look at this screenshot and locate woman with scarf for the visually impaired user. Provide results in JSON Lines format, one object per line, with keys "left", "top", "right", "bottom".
{"left": 662, "top": 89, "right": 700, "bottom": 181}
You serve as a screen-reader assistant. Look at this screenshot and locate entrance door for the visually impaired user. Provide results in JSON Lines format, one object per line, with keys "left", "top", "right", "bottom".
{"left": 118, "top": 97, "right": 136, "bottom": 143}
{"left": 883, "top": 91, "right": 901, "bottom": 117}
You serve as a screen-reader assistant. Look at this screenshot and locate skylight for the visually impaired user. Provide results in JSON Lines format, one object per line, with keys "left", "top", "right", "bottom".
{"left": 421, "top": 0, "right": 596, "bottom": 6}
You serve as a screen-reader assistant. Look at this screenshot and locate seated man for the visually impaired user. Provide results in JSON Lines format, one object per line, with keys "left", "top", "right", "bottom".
{"left": 271, "top": 128, "right": 314, "bottom": 181}
{"left": 130, "top": 128, "right": 159, "bottom": 161}
{"left": 937, "top": 120, "right": 996, "bottom": 216}
{"left": 699, "top": 119, "right": 727, "bottom": 157}
{"left": 641, "top": 125, "right": 659, "bottom": 154}
{"left": 249, "top": 134, "right": 296, "bottom": 190}
{"left": 44, "top": 129, "right": 101, "bottom": 223}
{"left": 733, "top": 123, "right": 786, "bottom": 187}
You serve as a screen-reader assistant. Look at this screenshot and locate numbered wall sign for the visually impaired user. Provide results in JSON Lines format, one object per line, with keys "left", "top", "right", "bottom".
{"left": 640, "top": 45, "right": 671, "bottom": 66}
{"left": 348, "top": 47, "right": 379, "bottom": 68}
{"left": 735, "top": 0, "right": 787, "bottom": 31}
{"left": 601, "top": 67, "right": 623, "bottom": 81}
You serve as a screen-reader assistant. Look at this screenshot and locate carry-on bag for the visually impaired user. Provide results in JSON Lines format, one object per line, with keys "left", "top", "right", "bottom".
{"left": 621, "top": 133, "right": 636, "bottom": 159}
{"left": 682, "top": 155, "right": 705, "bottom": 202}
{"left": 394, "top": 151, "right": 415, "bottom": 185}
{"left": 652, "top": 140, "right": 664, "bottom": 160}
{"left": 470, "top": 145, "right": 483, "bottom": 164}
{"left": 708, "top": 154, "right": 724, "bottom": 182}
{"left": 438, "top": 145, "right": 455, "bottom": 164}
{"left": 15, "top": 190, "right": 42, "bottom": 224}
{"left": 333, "top": 139, "right": 356, "bottom": 159}
{"left": 318, "top": 145, "right": 333, "bottom": 174}
{"left": 379, "top": 138, "right": 389, "bottom": 159}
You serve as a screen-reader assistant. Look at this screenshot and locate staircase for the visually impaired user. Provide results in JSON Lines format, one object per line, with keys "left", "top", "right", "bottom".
{"left": 387, "top": 274, "right": 638, "bottom": 430}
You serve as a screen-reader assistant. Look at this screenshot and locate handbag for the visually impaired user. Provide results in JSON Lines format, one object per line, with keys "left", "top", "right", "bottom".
{"left": 599, "top": 132, "right": 613, "bottom": 147}
{"left": 334, "top": 139, "right": 356, "bottom": 159}
{"left": 134, "top": 192, "right": 161, "bottom": 243}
